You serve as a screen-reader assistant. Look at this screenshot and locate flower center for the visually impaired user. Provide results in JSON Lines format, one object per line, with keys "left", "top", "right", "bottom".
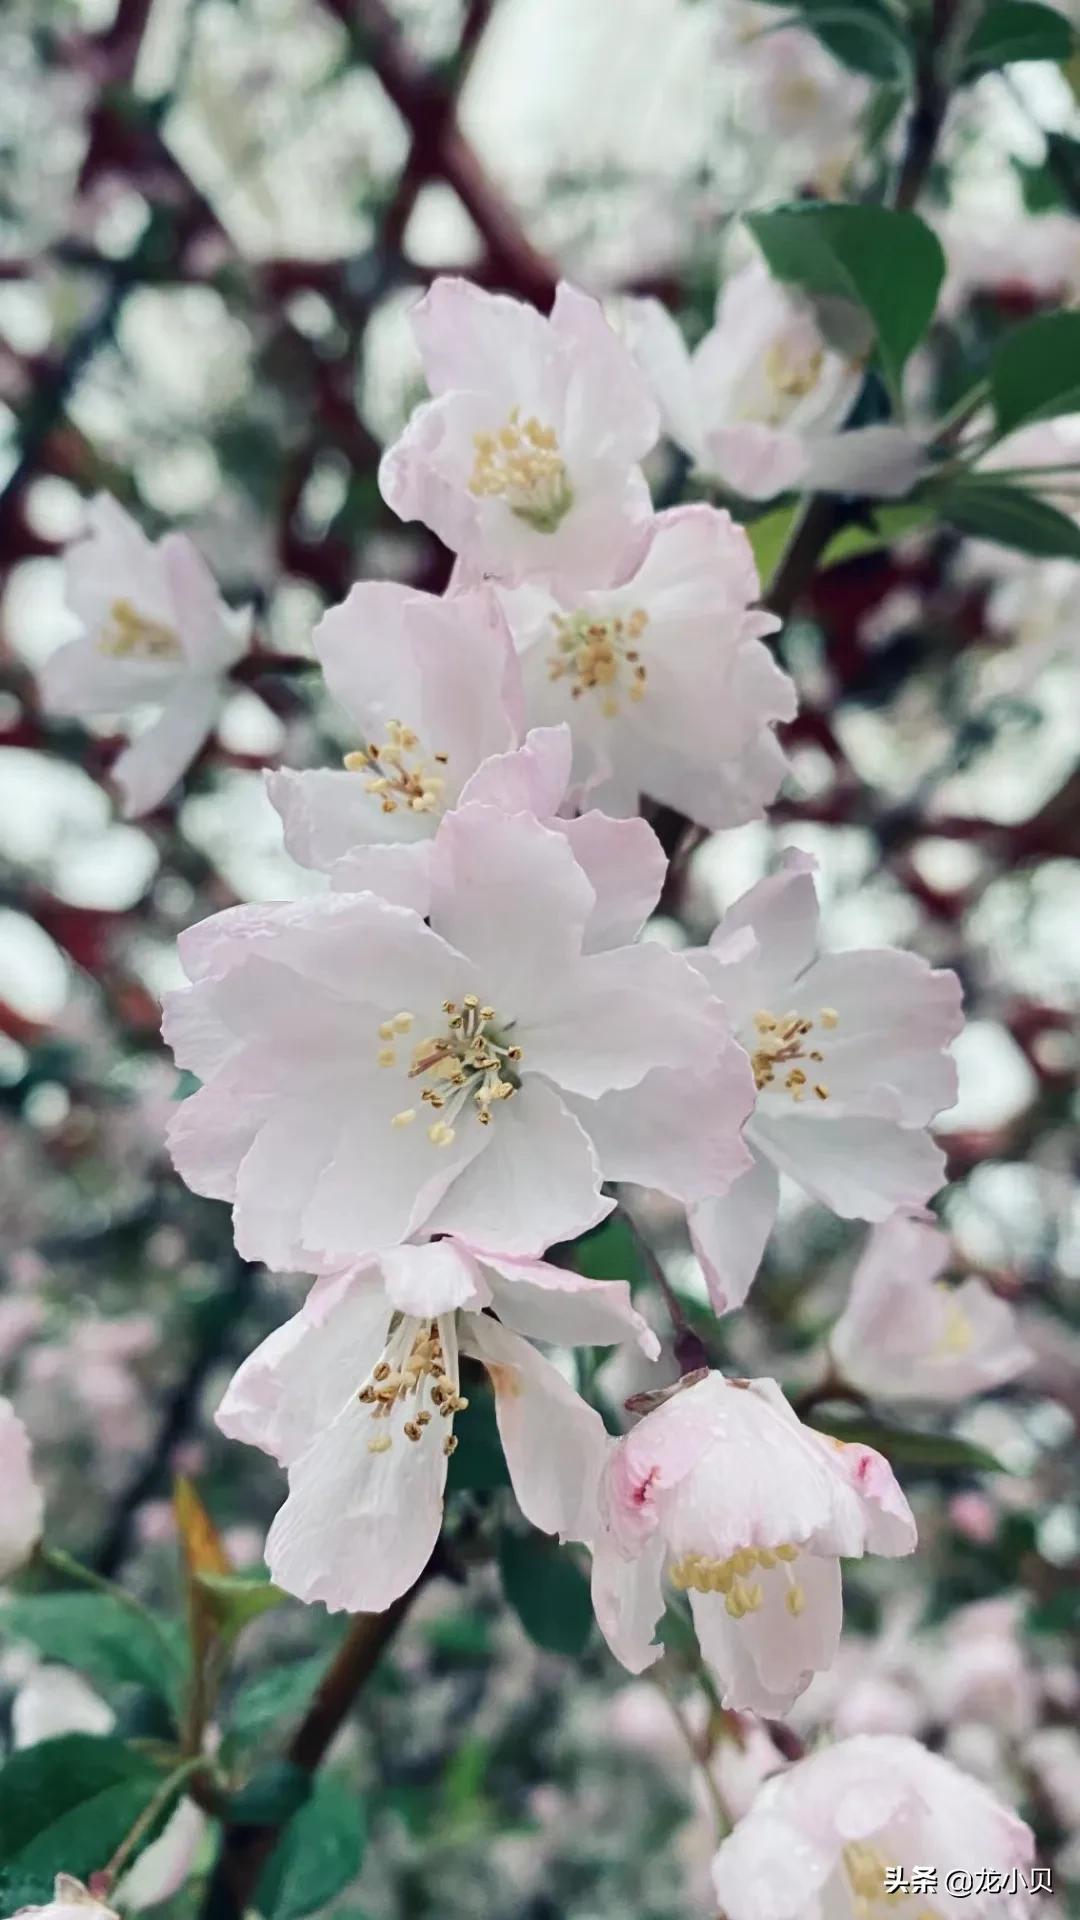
{"left": 358, "top": 1313, "right": 467, "bottom": 1461}
{"left": 546, "top": 608, "right": 649, "bottom": 719}
{"left": 100, "top": 598, "right": 183, "bottom": 662}
{"left": 750, "top": 1005, "right": 837, "bottom": 1103}
{"left": 933, "top": 1287, "right": 974, "bottom": 1356}
{"left": 377, "top": 995, "right": 523, "bottom": 1147}
{"left": 668, "top": 1541, "right": 807, "bottom": 1620}
{"left": 343, "top": 720, "right": 448, "bottom": 816}
{"left": 841, "top": 1842, "right": 940, "bottom": 1919}
{"left": 753, "top": 333, "right": 825, "bottom": 427}
{"left": 469, "top": 409, "right": 573, "bottom": 532}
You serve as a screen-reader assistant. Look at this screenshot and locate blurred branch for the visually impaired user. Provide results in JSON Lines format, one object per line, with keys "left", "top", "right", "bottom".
{"left": 92, "top": 1254, "right": 253, "bottom": 1579}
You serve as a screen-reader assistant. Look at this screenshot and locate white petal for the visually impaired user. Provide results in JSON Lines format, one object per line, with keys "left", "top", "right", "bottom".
{"left": 112, "top": 679, "right": 221, "bottom": 816}
{"left": 463, "top": 1314, "right": 609, "bottom": 1540}
{"left": 426, "top": 1077, "right": 611, "bottom": 1257}
{"left": 266, "top": 1390, "right": 447, "bottom": 1613}
{"left": 688, "top": 1153, "right": 780, "bottom": 1314}
{"left": 690, "top": 1553, "right": 842, "bottom": 1714}
{"left": 589, "top": 1526, "right": 667, "bottom": 1675}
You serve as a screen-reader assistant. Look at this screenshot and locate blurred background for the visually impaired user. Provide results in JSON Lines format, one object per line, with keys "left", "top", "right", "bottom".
{"left": 0, "top": 1, "right": 1078, "bottom": 1915}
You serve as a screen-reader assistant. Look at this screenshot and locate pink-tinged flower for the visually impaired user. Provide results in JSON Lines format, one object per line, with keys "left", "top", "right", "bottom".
{"left": 267, "top": 585, "right": 666, "bottom": 934}
{"left": 0, "top": 1395, "right": 44, "bottom": 1579}
{"left": 588, "top": 1371, "right": 915, "bottom": 1715}
{"left": 831, "top": 1217, "right": 1030, "bottom": 1404}
{"left": 218, "top": 1238, "right": 651, "bottom": 1612}
{"left": 711, "top": 1734, "right": 1034, "bottom": 1920}
{"left": 266, "top": 581, "right": 523, "bottom": 908}
{"left": 625, "top": 259, "right": 924, "bottom": 501}
{"left": 687, "top": 851, "right": 963, "bottom": 1313}
{"left": 497, "top": 505, "right": 794, "bottom": 830}
{"left": 13, "top": 1879, "right": 119, "bottom": 1920}
{"left": 164, "top": 804, "right": 736, "bottom": 1266}
{"left": 39, "top": 495, "right": 251, "bottom": 817}
{"left": 379, "top": 278, "right": 658, "bottom": 585}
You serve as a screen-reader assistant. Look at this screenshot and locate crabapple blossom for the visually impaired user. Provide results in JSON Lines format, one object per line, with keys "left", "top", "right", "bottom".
{"left": 164, "top": 804, "right": 749, "bottom": 1266}
{"left": 267, "top": 583, "right": 667, "bottom": 930}
{"left": 686, "top": 850, "right": 963, "bottom": 1313}
{"left": 0, "top": 1395, "right": 44, "bottom": 1579}
{"left": 378, "top": 278, "right": 658, "bottom": 585}
{"left": 496, "top": 504, "right": 795, "bottom": 829}
{"left": 711, "top": 1734, "right": 1034, "bottom": 1920}
{"left": 266, "top": 580, "right": 523, "bottom": 905}
{"left": 625, "top": 257, "right": 924, "bottom": 500}
{"left": 39, "top": 495, "right": 251, "bottom": 817}
{"left": 12, "top": 1881, "right": 120, "bottom": 1920}
{"left": 588, "top": 1371, "right": 916, "bottom": 1715}
{"left": 217, "top": 1238, "right": 654, "bottom": 1612}
{"left": 830, "top": 1217, "right": 1030, "bottom": 1403}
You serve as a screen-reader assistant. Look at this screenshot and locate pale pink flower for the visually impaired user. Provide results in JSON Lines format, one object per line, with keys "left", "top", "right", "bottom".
{"left": 497, "top": 505, "right": 794, "bottom": 829}
{"left": 266, "top": 581, "right": 523, "bottom": 906}
{"left": 588, "top": 1371, "right": 915, "bottom": 1714}
{"left": 218, "top": 1238, "right": 653, "bottom": 1612}
{"left": 711, "top": 1734, "right": 1034, "bottom": 1920}
{"left": 379, "top": 278, "right": 658, "bottom": 585}
{"left": 687, "top": 851, "right": 963, "bottom": 1313}
{"left": 164, "top": 803, "right": 743, "bottom": 1266}
{"left": 937, "top": 1599, "right": 1035, "bottom": 1740}
{"left": 39, "top": 495, "right": 251, "bottom": 816}
{"left": 13, "top": 1878, "right": 119, "bottom": 1920}
{"left": 625, "top": 259, "right": 924, "bottom": 501}
{"left": 831, "top": 1217, "right": 1030, "bottom": 1403}
{"left": 268, "top": 587, "right": 666, "bottom": 933}
{"left": 0, "top": 1395, "right": 44, "bottom": 1579}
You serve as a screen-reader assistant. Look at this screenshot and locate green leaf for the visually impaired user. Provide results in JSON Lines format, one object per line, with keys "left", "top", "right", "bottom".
{"left": 936, "top": 479, "right": 1080, "bottom": 558}
{"left": 445, "top": 1378, "right": 510, "bottom": 1492}
{"left": 820, "top": 500, "right": 932, "bottom": 567}
{"left": 746, "top": 505, "right": 797, "bottom": 589}
{"left": 961, "top": 0, "right": 1073, "bottom": 77}
{"left": 746, "top": 202, "right": 945, "bottom": 398}
{"left": 498, "top": 1532, "right": 593, "bottom": 1656}
{"left": 565, "top": 1213, "right": 645, "bottom": 1286}
{"left": 0, "top": 1735, "right": 163, "bottom": 1880}
{"left": 0, "top": 1592, "right": 184, "bottom": 1710}
{"left": 809, "top": 1412, "right": 1007, "bottom": 1474}
{"left": 229, "top": 1655, "right": 327, "bottom": 1743}
{"left": 194, "top": 1571, "right": 286, "bottom": 1640}
{"left": 745, "top": 0, "right": 912, "bottom": 79}
{"left": 990, "top": 311, "right": 1080, "bottom": 437}
{"left": 226, "top": 1760, "right": 312, "bottom": 1828}
{"left": 1028, "top": 1588, "right": 1080, "bottom": 1635}
{"left": 258, "top": 1775, "right": 366, "bottom": 1920}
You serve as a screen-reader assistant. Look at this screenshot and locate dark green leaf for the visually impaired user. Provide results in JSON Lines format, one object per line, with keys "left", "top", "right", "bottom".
{"left": 0, "top": 1735, "right": 162, "bottom": 1879}
{"left": 227, "top": 1761, "right": 312, "bottom": 1827}
{"left": 229, "top": 1655, "right": 327, "bottom": 1742}
{"left": 565, "top": 1213, "right": 646, "bottom": 1286}
{"left": 258, "top": 1775, "right": 366, "bottom": 1920}
{"left": 936, "top": 479, "right": 1080, "bottom": 558}
{"left": 499, "top": 1532, "right": 593, "bottom": 1656}
{"left": 990, "top": 311, "right": 1080, "bottom": 436}
{"left": 445, "top": 1378, "right": 510, "bottom": 1491}
{"left": 194, "top": 1571, "right": 286, "bottom": 1639}
{"left": 961, "top": 0, "right": 1073, "bottom": 77}
{"left": 0, "top": 1592, "right": 184, "bottom": 1710}
{"left": 746, "top": 203, "right": 945, "bottom": 397}
{"left": 1028, "top": 1589, "right": 1080, "bottom": 1634}
{"left": 808, "top": 1412, "right": 1007, "bottom": 1474}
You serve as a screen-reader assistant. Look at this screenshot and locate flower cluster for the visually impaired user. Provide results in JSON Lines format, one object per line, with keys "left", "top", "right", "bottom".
{"left": 148, "top": 273, "right": 976, "bottom": 1721}
{"left": 29, "top": 267, "right": 1039, "bottom": 1916}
